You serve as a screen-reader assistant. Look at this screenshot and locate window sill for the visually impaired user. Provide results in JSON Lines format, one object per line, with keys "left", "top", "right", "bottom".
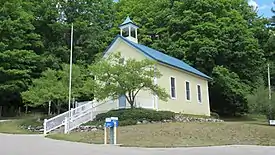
{"left": 186, "top": 99, "right": 191, "bottom": 102}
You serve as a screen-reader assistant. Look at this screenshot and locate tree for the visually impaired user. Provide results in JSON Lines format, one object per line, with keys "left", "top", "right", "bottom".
{"left": 0, "top": 0, "right": 45, "bottom": 116}
{"left": 88, "top": 52, "right": 169, "bottom": 108}
{"left": 247, "top": 83, "right": 275, "bottom": 120}
{"left": 210, "top": 66, "right": 250, "bottom": 115}
{"left": 250, "top": 3, "right": 275, "bottom": 119}
{"left": 22, "top": 64, "right": 86, "bottom": 114}
{"left": 263, "top": 30, "right": 275, "bottom": 88}
{"left": 30, "top": 0, "right": 115, "bottom": 65}
{"left": 114, "top": 0, "right": 267, "bottom": 115}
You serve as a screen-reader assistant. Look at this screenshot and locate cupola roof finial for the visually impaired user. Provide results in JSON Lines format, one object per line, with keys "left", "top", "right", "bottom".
{"left": 119, "top": 16, "right": 139, "bottom": 28}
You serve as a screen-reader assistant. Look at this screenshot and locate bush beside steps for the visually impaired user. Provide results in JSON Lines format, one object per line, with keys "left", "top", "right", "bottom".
{"left": 76, "top": 108, "right": 223, "bottom": 132}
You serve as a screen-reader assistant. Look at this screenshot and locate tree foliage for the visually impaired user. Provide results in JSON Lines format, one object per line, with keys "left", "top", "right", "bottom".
{"left": 247, "top": 84, "right": 275, "bottom": 120}
{"left": 88, "top": 52, "right": 169, "bottom": 108}
{"left": 31, "top": 0, "right": 115, "bottom": 65}
{"left": 0, "top": 0, "right": 44, "bottom": 111}
{"left": 210, "top": 66, "right": 250, "bottom": 115}
{"left": 248, "top": 3, "right": 275, "bottom": 117}
{"left": 0, "top": 0, "right": 115, "bottom": 116}
{"left": 22, "top": 64, "right": 87, "bottom": 114}
{"left": 113, "top": 0, "right": 267, "bottom": 115}
{"left": 1, "top": 0, "right": 274, "bottom": 116}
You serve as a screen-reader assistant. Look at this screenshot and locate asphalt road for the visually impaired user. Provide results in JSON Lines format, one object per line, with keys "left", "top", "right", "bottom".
{"left": 0, "top": 133, "right": 275, "bottom": 155}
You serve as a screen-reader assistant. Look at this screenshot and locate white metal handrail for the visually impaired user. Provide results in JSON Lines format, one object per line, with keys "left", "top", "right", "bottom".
{"left": 64, "top": 109, "right": 93, "bottom": 133}
{"left": 44, "top": 99, "right": 121, "bottom": 135}
{"left": 63, "top": 100, "right": 114, "bottom": 133}
{"left": 43, "top": 111, "right": 70, "bottom": 134}
{"left": 43, "top": 101, "right": 93, "bottom": 135}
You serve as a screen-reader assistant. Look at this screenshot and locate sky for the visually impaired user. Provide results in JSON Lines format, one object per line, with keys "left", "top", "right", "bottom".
{"left": 248, "top": 0, "right": 274, "bottom": 17}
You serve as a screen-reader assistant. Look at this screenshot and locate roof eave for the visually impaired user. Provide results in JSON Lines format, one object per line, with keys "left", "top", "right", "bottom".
{"left": 119, "top": 22, "right": 139, "bottom": 28}
{"left": 157, "top": 60, "right": 212, "bottom": 81}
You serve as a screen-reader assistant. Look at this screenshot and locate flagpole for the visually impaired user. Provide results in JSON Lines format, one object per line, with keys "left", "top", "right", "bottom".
{"left": 69, "top": 23, "right": 73, "bottom": 117}
{"left": 268, "top": 63, "right": 271, "bottom": 100}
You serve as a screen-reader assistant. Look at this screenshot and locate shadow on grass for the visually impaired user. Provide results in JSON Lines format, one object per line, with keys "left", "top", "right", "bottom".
{"left": 245, "top": 121, "right": 274, "bottom": 127}
{"left": 0, "top": 117, "right": 20, "bottom": 120}
{"left": 221, "top": 114, "right": 274, "bottom": 127}
{"left": 222, "top": 117, "right": 258, "bottom": 122}
{"left": 221, "top": 114, "right": 266, "bottom": 122}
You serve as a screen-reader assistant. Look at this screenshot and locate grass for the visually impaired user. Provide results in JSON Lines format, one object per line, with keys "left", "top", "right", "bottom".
{"left": 0, "top": 115, "right": 43, "bottom": 134}
{"left": 47, "top": 118, "right": 275, "bottom": 147}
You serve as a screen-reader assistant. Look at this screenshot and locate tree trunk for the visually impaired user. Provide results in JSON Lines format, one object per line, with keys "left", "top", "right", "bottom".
{"left": 0, "top": 106, "right": 2, "bottom": 117}
{"left": 54, "top": 100, "right": 61, "bottom": 114}
{"left": 48, "top": 101, "right": 51, "bottom": 116}
{"left": 18, "top": 107, "right": 21, "bottom": 116}
{"left": 56, "top": 103, "right": 61, "bottom": 114}
{"left": 129, "top": 101, "right": 134, "bottom": 109}
{"left": 25, "top": 105, "right": 28, "bottom": 114}
{"left": 57, "top": 106, "right": 61, "bottom": 114}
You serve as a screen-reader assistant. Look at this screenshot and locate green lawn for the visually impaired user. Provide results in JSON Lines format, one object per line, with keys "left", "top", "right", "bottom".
{"left": 47, "top": 119, "right": 275, "bottom": 147}
{"left": 0, "top": 119, "right": 42, "bottom": 134}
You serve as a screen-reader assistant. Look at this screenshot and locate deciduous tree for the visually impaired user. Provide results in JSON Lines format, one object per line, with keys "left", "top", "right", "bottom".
{"left": 247, "top": 82, "right": 275, "bottom": 120}
{"left": 22, "top": 64, "right": 86, "bottom": 114}
{"left": 0, "top": 0, "right": 44, "bottom": 116}
{"left": 87, "top": 52, "right": 169, "bottom": 108}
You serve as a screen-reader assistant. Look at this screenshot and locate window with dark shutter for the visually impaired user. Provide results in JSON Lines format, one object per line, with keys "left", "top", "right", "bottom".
{"left": 186, "top": 81, "right": 190, "bottom": 101}
{"left": 197, "top": 85, "right": 202, "bottom": 103}
{"left": 170, "top": 77, "right": 176, "bottom": 98}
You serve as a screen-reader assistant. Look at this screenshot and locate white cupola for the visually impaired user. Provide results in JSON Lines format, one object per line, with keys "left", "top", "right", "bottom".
{"left": 119, "top": 16, "right": 139, "bottom": 43}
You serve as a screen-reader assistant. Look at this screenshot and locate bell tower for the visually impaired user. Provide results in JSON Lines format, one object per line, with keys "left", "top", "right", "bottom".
{"left": 119, "top": 16, "right": 139, "bottom": 43}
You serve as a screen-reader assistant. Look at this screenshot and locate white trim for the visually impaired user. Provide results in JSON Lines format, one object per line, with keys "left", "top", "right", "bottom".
{"left": 119, "top": 23, "right": 139, "bottom": 29}
{"left": 197, "top": 84, "right": 202, "bottom": 104}
{"left": 125, "top": 36, "right": 138, "bottom": 43}
{"left": 154, "top": 64, "right": 159, "bottom": 110}
{"left": 206, "top": 82, "right": 210, "bottom": 103}
{"left": 206, "top": 81, "right": 210, "bottom": 113}
{"left": 135, "top": 29, "right": 138, "bottom": 41}
{"left": 116, "top": 97, "right": 119, "bottom": 109}
{"left": 170, "top": 76, "right": 176, "bottom": 99}
{"left": 185, "top": 80, "right": 191, "bottom": 102}
{"left": 128, "top": 26, "right": 131, "bottom": 37}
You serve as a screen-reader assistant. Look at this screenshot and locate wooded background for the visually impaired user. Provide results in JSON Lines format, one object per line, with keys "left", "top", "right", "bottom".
{"left": 0, "top": 0, "right": 274, "bottom": 117}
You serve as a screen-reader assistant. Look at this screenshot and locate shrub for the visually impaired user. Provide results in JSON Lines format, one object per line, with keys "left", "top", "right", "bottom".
{"left": 84, "top": 120, "right": 104, "bottom": 126}
{"left": 39, "top": 114, "right": 58, "bottom": 120}
{"left": 247, "top": 85, "right": 275, "bottom": 120}
{"left": 84, "top": 119, "right": 137, "bottom": 127}
{"left": 95, "top": 108, "right": 175, "bottom": 122}
{"left": 19, "top": 118, "right": 42, "bottom": 127}
{"left": 119, "top": 119, "right": 137, "bottom": 126}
